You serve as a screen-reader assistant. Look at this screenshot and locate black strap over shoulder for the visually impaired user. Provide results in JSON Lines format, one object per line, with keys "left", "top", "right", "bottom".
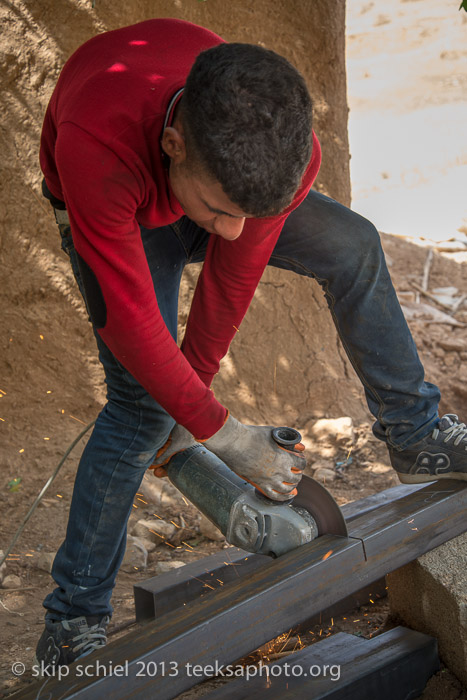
{"left": 42, "top": 177, "right": 66, "bottom": 210}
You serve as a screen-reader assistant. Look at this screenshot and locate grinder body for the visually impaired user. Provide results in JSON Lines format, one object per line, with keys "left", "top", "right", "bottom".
{"left": 165, "top": 444, "right": 320, "bottom": 557}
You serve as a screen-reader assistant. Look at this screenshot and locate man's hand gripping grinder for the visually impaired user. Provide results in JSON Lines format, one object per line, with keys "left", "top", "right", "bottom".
{"left": 164, "top": 428, "right": 347, "bottom": 557}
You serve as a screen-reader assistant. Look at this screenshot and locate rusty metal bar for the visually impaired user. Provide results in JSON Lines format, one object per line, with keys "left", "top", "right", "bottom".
{"left": 12, "top": 480, "right": 467, "bottom": 700}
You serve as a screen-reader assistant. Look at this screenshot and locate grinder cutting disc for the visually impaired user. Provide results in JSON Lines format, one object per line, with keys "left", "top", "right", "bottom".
{"left": 293, "top": 475, "right": 348, "bottom": 537}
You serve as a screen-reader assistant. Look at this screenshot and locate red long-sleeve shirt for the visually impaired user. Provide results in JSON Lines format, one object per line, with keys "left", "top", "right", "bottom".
{"left": 40, "top": 18, "right": 321, "bottom": 439}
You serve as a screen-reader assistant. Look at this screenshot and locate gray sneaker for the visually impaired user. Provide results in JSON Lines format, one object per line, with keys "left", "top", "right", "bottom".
{"left": 388, "top": 414, "right": 467, "bottom": 483}
{"left": 34, "top": 615, "right": 110, "bottom": 673}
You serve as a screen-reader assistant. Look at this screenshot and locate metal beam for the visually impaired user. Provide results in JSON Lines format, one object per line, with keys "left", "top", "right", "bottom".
{"left": 12, "top": 480, "right": 467, "bottom": 700}
{"left": 133, "top": 482, "right": 424, "bottom": 622}
{"left": 201, "top": 626, "right": 439, "bottom": 699}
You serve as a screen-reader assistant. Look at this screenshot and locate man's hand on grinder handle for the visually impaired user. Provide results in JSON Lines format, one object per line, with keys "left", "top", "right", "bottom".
{"left": 150, "top": 414, "right": 306, "bottom": 502}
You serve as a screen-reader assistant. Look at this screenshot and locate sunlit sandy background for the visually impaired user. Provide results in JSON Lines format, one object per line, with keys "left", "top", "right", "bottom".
{"left": 346, "top": 0, "right": 467, "bottom": 246}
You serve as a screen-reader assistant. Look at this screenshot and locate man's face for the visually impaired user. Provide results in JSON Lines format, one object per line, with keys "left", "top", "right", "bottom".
{"left": 161, "top": 118, "right": 252, "bottom": 241}
{"left": 169, "top": 161, "right": 251, "bottom": 241}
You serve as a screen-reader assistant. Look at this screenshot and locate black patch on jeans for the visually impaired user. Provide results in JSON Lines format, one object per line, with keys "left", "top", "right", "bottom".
{"left": 76, "top": 252, "right": 107, "bottom": 329}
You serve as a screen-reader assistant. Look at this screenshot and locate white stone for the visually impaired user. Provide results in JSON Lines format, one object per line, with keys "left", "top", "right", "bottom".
{"left": 36, "top": 552, "right": 55, "bottom": 574}
{"left": 121, "top": 536, "right": 147, "bottom": 573}
{"left": 131, "top": 518, "right": 177, "bottom": 544}
{"left": 2, "top": 574, "right": 22, "bottom": 589}
{"left": 154, "top": 561, "right": 186, "bottom": 575}
{"left": 308, "top": 417, "right": 355, "bottom": 445}
{"left": 313, "top": 467, "right": 337, "bottom": 483}
{"left": 199, "top": 514, "right": 225, "bottom": 542}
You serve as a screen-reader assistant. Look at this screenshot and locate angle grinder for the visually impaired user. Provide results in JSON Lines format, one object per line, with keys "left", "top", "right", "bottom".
{"left": 165, "top": 427, "right": 348, "bottom": 557}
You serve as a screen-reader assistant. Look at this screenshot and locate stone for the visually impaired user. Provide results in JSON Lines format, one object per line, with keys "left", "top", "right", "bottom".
{"left": 387, "top": 531, "right": 467, "bottom": 686}
{"left": 313, "top": 467, "right": 337, "bottom": 483}
{"left": 199, "top": 514, "right": 225, "bottom": 542}
{"left": 138, "top": 537, "right": 157, "bottom": 553}
{"left": 121, "top": 536, "right": 148, "bottom": 573}
{"left": 308, "top": 417, "right": 355, "bottom": 446}
{"left": 136, "top": 474, "right": 192, "bottom": 509}
{"left": 0, "top": 550, "right": 6, "bottom": 584}
{"left": 2, "top": 574, "right": 22, "bottom": 589}
{"left": 154, "top": 561, "right": 186, "bottom": 575}
{"left": 36, "top": 552, "right": 55, "bottom": 574}
{"left": 438, "top": 338, "right": 466, "bottom": 353}
{"left": 131, "top": 518, "right": 177, "bottom": 544}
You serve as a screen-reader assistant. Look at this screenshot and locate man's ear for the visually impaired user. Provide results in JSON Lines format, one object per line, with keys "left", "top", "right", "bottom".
{"left": 161, "top": 125, "right": 186, "bottom": 164}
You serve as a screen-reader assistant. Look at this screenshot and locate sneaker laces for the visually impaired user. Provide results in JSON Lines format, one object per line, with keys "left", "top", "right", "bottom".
{"left": 431, "top": 414, "right": 467, "bottom": 448}
{"left": 71, "top": 620, "right": 108, "bottom": 656}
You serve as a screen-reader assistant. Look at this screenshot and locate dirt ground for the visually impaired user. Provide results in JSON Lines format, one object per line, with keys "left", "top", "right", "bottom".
{"left": 1, "top": 1, "right": 467, "bottom": 699}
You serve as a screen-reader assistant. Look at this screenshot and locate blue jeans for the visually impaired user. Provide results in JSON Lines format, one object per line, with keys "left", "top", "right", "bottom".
{"left": 44, "top": 189, "right": 440, "bottom": 619}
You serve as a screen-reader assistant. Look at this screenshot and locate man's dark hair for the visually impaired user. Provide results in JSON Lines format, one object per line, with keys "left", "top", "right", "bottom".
{"left": 182, "top": 42, "right": 313, "bottom": 218}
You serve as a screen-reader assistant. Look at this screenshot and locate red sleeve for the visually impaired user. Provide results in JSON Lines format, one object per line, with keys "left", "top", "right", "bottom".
{"left": 181, "top": 132, "right": 322, "bottom": 386}
{"left": 55, "top": 123, "right": 227, "bottom": 439}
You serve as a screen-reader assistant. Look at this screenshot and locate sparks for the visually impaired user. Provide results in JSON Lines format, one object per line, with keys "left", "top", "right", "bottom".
{"left": 136, "top": 497, "right": 148, "bottom": 505}
{"left": 69, "top": 415, "right": 86, "bottom": 425}
{"left": 322, "top": 549, "right": 333, "bottom": 561}
{"left": 233, "top": 325, "right": 240, "bottom": 332}
{"left": 56, "top": 494, "right": 63, "bottom": 498}
{"left": 0, "top": 389, "right": 6, "bottom": 395}
{"left": 39, "top": 334, "right": 44, "bottom": 340}
{"left": 44, "top": 437, "right": 50, "bottom": 440}
{"left": 19, "top": 448, "right": 24, "bottom": 453}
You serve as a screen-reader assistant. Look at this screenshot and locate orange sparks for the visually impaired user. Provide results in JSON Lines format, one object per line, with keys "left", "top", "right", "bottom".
{"left": 136, "top": 497, "right": 148, "bottom": 505}
{"left": 181, "top": 541, "right": 194, "bottom": 550}
{"left": 46, "top": 390, "right": 52, "bottom": 394}
{"left": 0, "top": 389, "right": 6, "bottom": 395}
{"left": 353, "top": 619, "right": 360, "bottom": 622}
{"left": 0, "top": 418, "right": 5, "bottom": 422}
{"left": 152, "top": 513, "right": 163, "bottom": 520}
{"left": 181, "top": 495, "right": 189, "bottom": 506}
{"left": 233, "top": 325, "right": 240, "bottom": 332}
{"left": 43, "top": 437, "right": 50, "bottom": 441}
{"left": 132, "top": 504, "right": 138, "bottom": 509}
{"left": 369, "top": 598, "right": 375, "bottom": 603}
{"left": 19, "top": 448, "right": 24, "bottom": 453}
{"left": 322, "top": 549, "right": 333, "bottom": 561}
{"left": 39, "top": 334, "right": 44, "bottom": 340}
{"left": 69, "top": 415, "right": 86, "bottom": 425}
{"left": 170, "top": 520, "right": 180, "bottom": 528}
{"left": 149, "top": 529, "right": 166, "bottom": 539}
{"left": 56, "top": 494, "right": 63, "bottom": 499}
{"left": 164, "top": 541, "right": 176, "bottom": 548}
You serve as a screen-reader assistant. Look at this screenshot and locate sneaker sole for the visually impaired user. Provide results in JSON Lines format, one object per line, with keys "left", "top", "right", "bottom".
{"left": 397, "top": 471, "right": 467, "bottom": 484}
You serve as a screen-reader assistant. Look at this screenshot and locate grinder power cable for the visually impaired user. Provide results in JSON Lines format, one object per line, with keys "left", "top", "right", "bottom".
{"left": 164, "top": 427, "right": 348, "bottom": 557}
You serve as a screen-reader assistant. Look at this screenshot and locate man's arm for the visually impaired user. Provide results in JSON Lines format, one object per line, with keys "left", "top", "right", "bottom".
{"left": 55, "top": 123, "right": 227, "bottom": 438}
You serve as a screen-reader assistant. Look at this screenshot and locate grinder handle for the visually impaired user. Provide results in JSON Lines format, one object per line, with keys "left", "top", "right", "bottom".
{"left": 254, "top": 427, "right": 304, "bottom": 505}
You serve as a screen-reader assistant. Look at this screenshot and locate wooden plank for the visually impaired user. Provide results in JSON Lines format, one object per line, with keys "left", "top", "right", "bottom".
{"left": 201, "top": 626, "right": 439, "bottom": 699}
{"left": 13, "top": 481, "right": 466, "bottom": 700}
